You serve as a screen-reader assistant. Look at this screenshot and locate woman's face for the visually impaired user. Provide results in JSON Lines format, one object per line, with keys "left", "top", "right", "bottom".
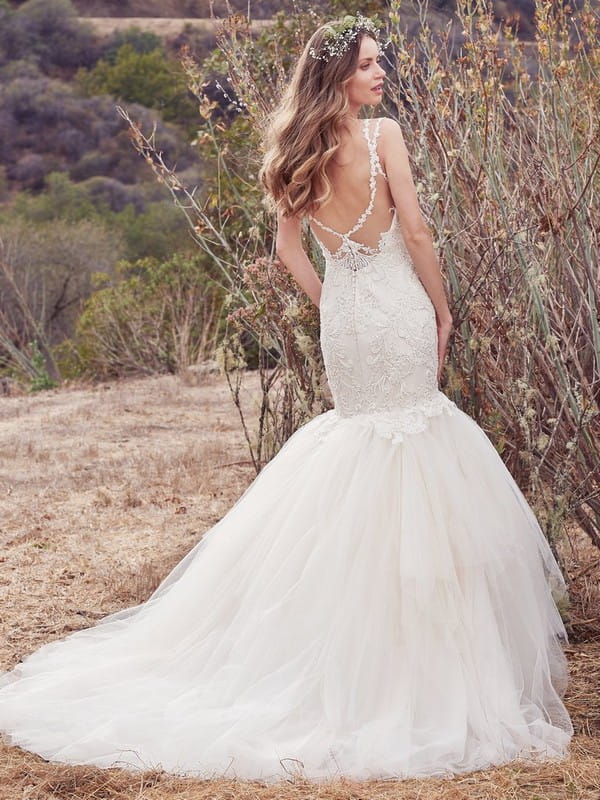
{"left": 345, "top": 35, "right": 386, "bottom": 111}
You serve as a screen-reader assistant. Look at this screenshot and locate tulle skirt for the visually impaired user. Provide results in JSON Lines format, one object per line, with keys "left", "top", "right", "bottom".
{"left": 0, "top": 397, "right": 573, "bottom": 782}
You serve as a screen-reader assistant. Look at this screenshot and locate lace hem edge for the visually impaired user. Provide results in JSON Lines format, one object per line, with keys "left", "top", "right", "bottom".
{"left": 313, "top": 394, "right": 459, "bottom": 445}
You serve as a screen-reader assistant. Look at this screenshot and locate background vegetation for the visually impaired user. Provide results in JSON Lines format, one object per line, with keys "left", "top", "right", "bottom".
{"left": 0, "top": 0, "right": 208, "bottom": 384}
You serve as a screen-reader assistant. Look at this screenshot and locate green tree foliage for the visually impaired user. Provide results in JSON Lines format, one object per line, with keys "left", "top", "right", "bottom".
{"left": 112, "top": 202, "right": 195, "bottom": 261}
{"left": 103, "top": 26, "right": 163, "bottom": 63}
{"left": 28, "top": 340, "right": 58, "bottom": 391}
{"left": 78, "top": 44, "right": 199, "bottom": 132}
{"left": 11, "top": 172, "right": 98, "bottom": 222}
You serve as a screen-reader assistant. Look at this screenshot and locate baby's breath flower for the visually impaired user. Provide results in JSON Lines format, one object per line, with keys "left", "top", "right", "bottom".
{"left": 310, "top": 15, "right": 385, "bottom": 62}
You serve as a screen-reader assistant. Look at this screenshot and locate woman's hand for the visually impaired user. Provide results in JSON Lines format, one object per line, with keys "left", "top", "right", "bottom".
{"left": 436, "top": 314, "right": 453, "bottom": 383}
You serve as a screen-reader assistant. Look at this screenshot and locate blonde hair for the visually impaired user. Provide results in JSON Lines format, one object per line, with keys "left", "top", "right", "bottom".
{"left": 259, "top": 23, "right": 377, "bottom": 219}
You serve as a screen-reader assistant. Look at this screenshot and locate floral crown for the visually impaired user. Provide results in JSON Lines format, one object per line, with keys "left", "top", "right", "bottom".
{"left": 309, "top": 15, "right": 383, "bottom": 62}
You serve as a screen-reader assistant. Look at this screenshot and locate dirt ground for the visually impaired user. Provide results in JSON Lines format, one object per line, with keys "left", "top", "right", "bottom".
{"left": 0, "top": 371, "right": 598, "bottom": 800}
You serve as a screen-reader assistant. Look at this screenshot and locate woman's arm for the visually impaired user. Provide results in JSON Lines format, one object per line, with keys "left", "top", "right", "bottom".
{"left": 275, "top": 209, "right": 322, "bottom": 308}
{"left": 379, "top": 118, "right": 452, "bottom": 325}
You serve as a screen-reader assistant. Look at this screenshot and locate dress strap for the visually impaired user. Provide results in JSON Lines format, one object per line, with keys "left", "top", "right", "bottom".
{"left": 365, "top": 117, "right": 386, "bottom": 180}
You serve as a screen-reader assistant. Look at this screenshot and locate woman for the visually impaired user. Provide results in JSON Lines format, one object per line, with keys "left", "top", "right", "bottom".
{"left": 0, "top": 16, "right": 573, "bottom": 783}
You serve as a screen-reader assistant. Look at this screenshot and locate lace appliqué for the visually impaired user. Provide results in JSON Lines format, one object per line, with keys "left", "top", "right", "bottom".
{"left": 320, "top": 237, "right": 379, "bottom": 273}
{"left": 310, "top": 393, "right": 459, "bottom": 446}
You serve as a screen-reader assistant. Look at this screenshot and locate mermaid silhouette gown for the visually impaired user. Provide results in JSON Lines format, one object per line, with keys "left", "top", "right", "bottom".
{"left": 0, "top": 118, "right": 573, "bottom": 782}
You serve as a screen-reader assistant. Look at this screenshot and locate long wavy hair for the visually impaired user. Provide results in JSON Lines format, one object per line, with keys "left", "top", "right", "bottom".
{"left": 260, "top": 23, "right": 377, "bottom": 218}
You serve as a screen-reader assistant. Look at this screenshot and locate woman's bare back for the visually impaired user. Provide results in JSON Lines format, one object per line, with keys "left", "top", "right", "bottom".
{"left": 308, "top": 117, "right": 395, "bottom": 255}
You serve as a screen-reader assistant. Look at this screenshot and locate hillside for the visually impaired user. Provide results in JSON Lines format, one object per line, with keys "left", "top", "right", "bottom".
{"left": 73, "top": 0, "right": 538, "bottom": 39}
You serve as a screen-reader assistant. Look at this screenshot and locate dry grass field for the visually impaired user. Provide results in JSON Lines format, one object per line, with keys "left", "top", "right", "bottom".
{"left": 0, "top": 372, "right": 598, "bottom": 800}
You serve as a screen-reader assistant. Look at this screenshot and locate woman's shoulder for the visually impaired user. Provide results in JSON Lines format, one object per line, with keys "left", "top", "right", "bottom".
{"left": 374, "top": 116, "right": 402, "bottom": 132}
{"left": 373, "top": 118, "right": 408, "bottom": 169}
{"left": 375, "top": 117, "right": 406, "bottom": 147}
{"left": 369, "top": 117, "right": 403, "bottom": 144}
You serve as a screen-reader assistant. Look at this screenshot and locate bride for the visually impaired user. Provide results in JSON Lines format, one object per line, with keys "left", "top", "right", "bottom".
{"left": 0, "top": 15, "right": 573, "bottom": 783}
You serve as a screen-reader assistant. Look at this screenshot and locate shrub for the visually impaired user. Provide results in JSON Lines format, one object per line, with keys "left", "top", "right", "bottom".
{"left": 10, "top": 153, "right": 56, "bottom": 191}
{"left": 0, "top": 0, "right": 99, "bottom": 74}
{"left": 170, "top": 24, "right": 217, "bottom": 63}
{"left": 77, "top": 44, "right": 199, "bottom": 132}
{"left": 111, "top": 201, "right": 195, "bottom": 261}
{"left": 29, "top": 340, "right": 57, "bottom": 391}
{"left": 102, "top": 27, "right": 163, "bottom": 63}
{"left": 219, "top": 256, "right": 327, "bottom": 472}
{"left": 9, "top": 172, "right": 195, "bottom": 261}
{"left": 12, "top": 172, "right": 98, "bottom": 222}
{"left": 71, "top": 254, "right": 225, "bottom": 378}
{"left": 0, "top": 57, "right": 42, "bottom": 81}
{"left": 80, "top": 176, "right": 147, "bottom": 213}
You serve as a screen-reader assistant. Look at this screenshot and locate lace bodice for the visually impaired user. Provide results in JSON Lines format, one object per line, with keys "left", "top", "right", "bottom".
{"left": 313, "top": 117, "right": 458, "bottom": 435}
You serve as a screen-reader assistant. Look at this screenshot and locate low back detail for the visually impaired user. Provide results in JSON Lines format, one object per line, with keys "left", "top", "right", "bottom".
{"left": 310, "top": 118, "right": 391, "bottom": 272}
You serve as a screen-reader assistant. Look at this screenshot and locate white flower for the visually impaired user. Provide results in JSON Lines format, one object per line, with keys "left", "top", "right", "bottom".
{"left": 536, "top": 433, "right": 549, "bottom": 450}
{"left": 309, "top": 15, "right": 383, "bottom": 62}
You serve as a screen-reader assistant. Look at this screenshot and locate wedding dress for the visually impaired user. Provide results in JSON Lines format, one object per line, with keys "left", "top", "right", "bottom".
{"left": 0, "top": 118, "right": 573, "bottom": 782}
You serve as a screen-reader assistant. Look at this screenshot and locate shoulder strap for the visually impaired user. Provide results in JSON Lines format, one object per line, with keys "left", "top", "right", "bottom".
{"left": 366, "top": 118, "right": 386, "bottom": 179}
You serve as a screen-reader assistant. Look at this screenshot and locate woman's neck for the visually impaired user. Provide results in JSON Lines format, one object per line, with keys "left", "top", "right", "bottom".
{"left": 347, "top": 102, "right": 362, "bottom": 119}
{"left": 342, "top": 110, "right": 363, "bottom": 132}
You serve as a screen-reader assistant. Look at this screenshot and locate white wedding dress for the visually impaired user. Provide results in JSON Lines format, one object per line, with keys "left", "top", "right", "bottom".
{"left": 0, "top": 118, "right": 573, "bottom": 782}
